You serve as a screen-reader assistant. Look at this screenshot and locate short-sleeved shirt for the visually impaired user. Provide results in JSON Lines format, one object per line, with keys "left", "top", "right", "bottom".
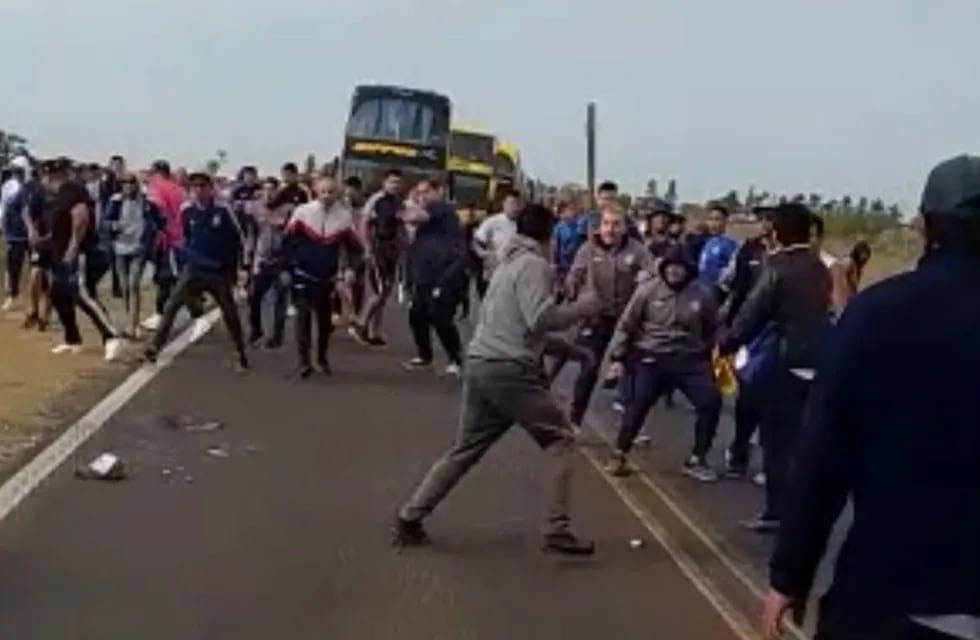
{"left": 365, "top": 191, "right": 402, "bottom": 245}
{"left": 268, "top": 183, "right": 309, "bottom": 211}
{"left": 49, "top": 181, "right": 97, "bottom": 260}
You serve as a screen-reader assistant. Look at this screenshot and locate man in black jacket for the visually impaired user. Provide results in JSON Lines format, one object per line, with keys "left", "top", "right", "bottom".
{"left": 719, "top": 202, "right": 830, "bottom": 533}
{"left": 761, "top": 156, "right": 980, "bottom": 640}
{"left": 401, "top": 177, "right": 467, "bottom": 376}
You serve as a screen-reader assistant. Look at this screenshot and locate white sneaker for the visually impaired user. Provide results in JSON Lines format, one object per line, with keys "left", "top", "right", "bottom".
{"left": 752, "top": 472, "right": 766, "bottom": 487}
{"left": 444, "top": 363, "right": 462, "bottom": 377}
{"left": 1, "top": 297, "right": 15, "bottom": 312}
{"left": 189, "top": 317, "right": 210, "bottom": 343}
{"left": 104, "top": 338, "right": 124, "bottom": 362}
{"left": 51, "top": 343, "right": 83, "bottom": 355}
{"left": 141, "top": 314, "right": 162, "bottom": 331}
{"left": 612, "top": 401, "right": 625, "bottom": 413}
{"left": 287, "top": 304, "right": 297, "bottom": 318}
{"left": 633, "top": 434, "right": 652, "bottom": 447}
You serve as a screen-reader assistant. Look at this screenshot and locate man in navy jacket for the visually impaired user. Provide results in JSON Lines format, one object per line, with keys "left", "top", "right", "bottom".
{"left": 762, "top": 155, "right": 980, "bottom": 639}
{"left": 144, "top": 172, "right": 247, "bottom": 371}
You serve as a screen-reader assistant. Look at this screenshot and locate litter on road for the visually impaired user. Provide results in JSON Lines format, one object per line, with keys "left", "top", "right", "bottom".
{"left": 75, "top": 453, "right": 127, "bottom": 481}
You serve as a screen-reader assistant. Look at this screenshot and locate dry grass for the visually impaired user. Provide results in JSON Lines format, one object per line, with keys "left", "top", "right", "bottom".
{"left": 0, "top": 259, "right": 141, "bottom": 479}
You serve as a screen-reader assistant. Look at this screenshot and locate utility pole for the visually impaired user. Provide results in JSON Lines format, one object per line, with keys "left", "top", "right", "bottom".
{"left": 586, "top": 102, "right": 596, "bottom": 208}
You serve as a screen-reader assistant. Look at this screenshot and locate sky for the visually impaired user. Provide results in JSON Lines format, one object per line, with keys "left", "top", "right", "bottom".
{"left": 3, "top": 0, "right": 979, "bottom": 209}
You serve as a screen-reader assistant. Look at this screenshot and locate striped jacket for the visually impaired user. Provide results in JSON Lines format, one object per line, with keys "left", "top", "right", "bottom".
{"left": 284, "top": 199, "right": 359, "bottom": 283}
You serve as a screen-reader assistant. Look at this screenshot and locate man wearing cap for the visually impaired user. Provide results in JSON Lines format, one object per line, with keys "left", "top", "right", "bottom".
{"left": 41, "top": 158, "right": 124, "bottom": 360}
{"left": 144, "top": 172, "right": 248, "bottom": 371}
{"left": 761, "top": 156, "right": 980, "bottom": 639}
{"left": 719, "top": 202, "right": 831, "bottom": 534}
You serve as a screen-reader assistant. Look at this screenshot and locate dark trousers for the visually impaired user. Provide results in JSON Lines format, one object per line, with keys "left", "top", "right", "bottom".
{"left": 616, "top": 352, "right": 722, "bottom": 456}
{"left": 248, "top": 267, "right": 288, "bottom": 342}
{"left": 816, "top": 614, "right": 961, "bottom": 640}
{"left": 106, "top": 243, "right": 123, "bottom": 298}
{"left": 408, "top": 284, "right": 462, "bottom": 365}
{"left": 729, "top": 378, "right": 762, "bottom": 464}
{"left": 292, "top": 277, "right": 334, "bottom": 368}
{"left": 152, "top": 248, "right": 180, "bottom": 316}
{"left": 759, "top": 366, "right": 813, "bottom": 521}
{"left": 568, "top": 316, "right": 618, "bottom": 425}
{"left": 4, "top": 240, "right": 27, "bottom": 298}
{"left": 151, "top": 268, "right": 243, "bottom": 354}
{"left": 50, "top": 257, "right": 117, "bottom": 345}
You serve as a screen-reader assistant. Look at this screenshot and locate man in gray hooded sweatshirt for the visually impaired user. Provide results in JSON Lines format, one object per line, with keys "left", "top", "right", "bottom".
{"left": 394, "top": 204, "right": 601, "bottom": 556}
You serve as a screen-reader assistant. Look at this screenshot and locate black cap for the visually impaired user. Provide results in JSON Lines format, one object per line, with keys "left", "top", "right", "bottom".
{"left": 920, "top": 154, "right": 980, "bottom": 219}
{"left": 187, "top": 172, "right": 212, "bottom": 185}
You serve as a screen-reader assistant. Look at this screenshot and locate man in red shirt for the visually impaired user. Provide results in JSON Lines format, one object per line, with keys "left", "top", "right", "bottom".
{"left": 143, "top": 160, "right": 189, "bottom": 331}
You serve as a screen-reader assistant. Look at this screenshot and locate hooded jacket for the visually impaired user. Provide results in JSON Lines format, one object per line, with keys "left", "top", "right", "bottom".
{"left": 607, "top": 253, "right": 718, "bottom": 361}
{"left": 468, "top": 234, "right": 590, "bottom": 364}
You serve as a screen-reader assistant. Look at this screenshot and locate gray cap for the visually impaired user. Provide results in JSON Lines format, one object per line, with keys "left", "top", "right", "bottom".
{"left": 919, "top": 154, "right": 980, "bottom": 218}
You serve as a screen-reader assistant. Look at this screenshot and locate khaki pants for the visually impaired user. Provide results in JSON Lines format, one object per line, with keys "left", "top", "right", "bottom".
{"left": 400, "top": 358, "right": 575, "bottom": 536}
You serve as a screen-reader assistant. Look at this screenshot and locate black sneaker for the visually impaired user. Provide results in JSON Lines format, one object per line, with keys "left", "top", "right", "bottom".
{"left": 392, "top": 517, "right": 430, "bottom": 548}
{"left": 143, "top": 347, "right": 159, "bottom": 364}
{"left": 724, "top": 450, "right": 749, "bottom": 478}
{"left": 542, "top": 531, "right": 595, "bottom": 556}
{"left": 262, "top": 338, "right": 282, "bottom": 351}
{"left": 367, "top": 336, "right": 388, "bottom": 348}
{"left": 248, "top": 332, "right": 264, "bottom": 348}
{"left": 298, "top": 365, "right": 314, "bottom": 379}
{"left": 236, "top": 354, "right": 250, "bottom": 374}
{"left": 316, "top": 359, "right": 332, "bottom": 376}
{"left": 22, "top": 313, "right": 38, "bottom": 330}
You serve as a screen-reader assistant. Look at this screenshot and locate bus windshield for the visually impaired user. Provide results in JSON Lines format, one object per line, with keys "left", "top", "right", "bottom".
{"left": 347, "top": 97, "right": 447, "bottom": 147}
{"left": 450, "top": 173, "right": 490, "bottom": 208}
{"left": 494, "top": 152, "right": 516, "bottom": 178}
{"left": 450, "top": 133, "right": 495, "bottom": 165}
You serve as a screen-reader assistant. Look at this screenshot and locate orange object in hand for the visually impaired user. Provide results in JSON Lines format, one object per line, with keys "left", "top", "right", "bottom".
{"left": 712, "top": 348, "right": 738, "bottom": 396}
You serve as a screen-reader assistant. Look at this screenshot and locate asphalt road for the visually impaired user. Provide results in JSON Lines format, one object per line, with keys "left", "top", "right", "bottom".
{"left": 0, "top": 315, "right": 744, "bottom": 640}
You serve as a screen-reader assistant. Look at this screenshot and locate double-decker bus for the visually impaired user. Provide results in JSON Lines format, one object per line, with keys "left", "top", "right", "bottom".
{"left": 491, "top": 140, "right": 524, "bottom": 210}
{"left": 447, "top": 125, "right": 496, "bottom": 219}
{"left": 340, "top": 84, "right": 451, "bottom": 192}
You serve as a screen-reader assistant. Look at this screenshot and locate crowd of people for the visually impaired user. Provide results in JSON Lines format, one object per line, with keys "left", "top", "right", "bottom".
{"left": 1, "top": 151, "right": 977, "bottom": 639}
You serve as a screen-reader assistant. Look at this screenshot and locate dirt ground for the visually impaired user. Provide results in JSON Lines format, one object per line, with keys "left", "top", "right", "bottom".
{"left": 0, "top": 282, "right": 141, "bottom": 480}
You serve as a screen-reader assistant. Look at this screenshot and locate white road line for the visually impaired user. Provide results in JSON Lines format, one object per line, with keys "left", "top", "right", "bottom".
{"left": 580, "top": 446, "right": 761, "bottom": 640}
{"left": 582, "top": 413, "right": 808, "bottom": 640}
{"left": 0, "top": 310, "right": 220, "bottom": 522}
